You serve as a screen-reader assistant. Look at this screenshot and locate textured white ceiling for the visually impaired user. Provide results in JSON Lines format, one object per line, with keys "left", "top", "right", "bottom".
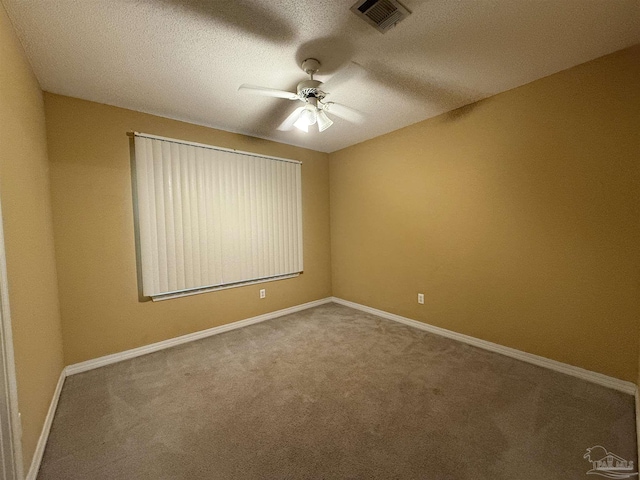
{"left": 3, "top": 0, "right": 640, "bottom": 153}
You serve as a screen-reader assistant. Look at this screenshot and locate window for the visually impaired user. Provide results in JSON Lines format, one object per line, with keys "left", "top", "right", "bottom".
{"left": 132, "top": 133, "right": 303, "bottom": 300}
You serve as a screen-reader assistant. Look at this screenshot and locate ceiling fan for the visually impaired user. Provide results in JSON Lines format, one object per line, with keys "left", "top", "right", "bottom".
{"left": 238, "top": 58, "right": 365, "bottom": 133}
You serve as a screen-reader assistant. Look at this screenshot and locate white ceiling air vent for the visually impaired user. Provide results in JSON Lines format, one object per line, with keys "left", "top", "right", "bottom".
{"left": 350, "top": 0, "right": 411, "bottom": 33}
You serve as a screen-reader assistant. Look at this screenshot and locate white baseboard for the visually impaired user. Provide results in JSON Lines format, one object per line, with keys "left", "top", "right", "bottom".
{"left": 66, "top": 297, "right": 332, "bottom": 376}
{"left": 331, "top": 297, "right": 637, "bottom": 395}
{"left": 26, "top": 369, "right": 66, "bottom": 480}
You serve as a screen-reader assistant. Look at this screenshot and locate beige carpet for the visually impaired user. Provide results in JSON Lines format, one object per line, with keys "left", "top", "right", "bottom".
{"left": 38, "top": 303, "right": 636, "bottom": 479}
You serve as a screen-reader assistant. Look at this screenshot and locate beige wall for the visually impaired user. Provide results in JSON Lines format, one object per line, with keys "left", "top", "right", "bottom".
{"left": 0, "top": 4, "right": 65, "bottom": 470}
{"left": 44, "top": 94, "right": 332, "bottom": 365}
{"left": 330, "top": 46, "right": 640, "bottom": 383}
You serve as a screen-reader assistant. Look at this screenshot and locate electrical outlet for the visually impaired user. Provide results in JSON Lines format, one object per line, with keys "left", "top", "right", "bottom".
{"left": 259, "top": 288, "right": 266, "bottom": 299}
{"left": 417, "top": 293, "right": 424, "bottom": 304}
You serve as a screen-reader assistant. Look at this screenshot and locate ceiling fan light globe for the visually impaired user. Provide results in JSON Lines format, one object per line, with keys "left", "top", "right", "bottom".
{"left": 317, "top": 111, "right": 333, "bottom": 132}
{"left": 294, "top": 108, "right": 317, "bottom": 132}
{"left": 302, "top": 107, "right": 317, "bottom": 125}
{"left": 293, "top": 116, "right": 309, "bottom": 132}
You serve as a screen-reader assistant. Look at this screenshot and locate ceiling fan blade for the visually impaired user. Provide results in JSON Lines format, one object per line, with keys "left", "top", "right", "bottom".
{"left": 277, "top": 107, "right": 306, "bottom": 131}
{"left": 238, "top": 84, "right": 298, "bottom": 100}
{"left": 321, "top": 62, "right": 366, "bottom": 93}
{"left": 322, "top": 102, "right": 364, "bottom": 124}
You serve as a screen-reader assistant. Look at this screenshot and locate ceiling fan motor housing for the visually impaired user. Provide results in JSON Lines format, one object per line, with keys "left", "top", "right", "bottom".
{"left": 297, "top": 79, "right": 325, "bottom": 100}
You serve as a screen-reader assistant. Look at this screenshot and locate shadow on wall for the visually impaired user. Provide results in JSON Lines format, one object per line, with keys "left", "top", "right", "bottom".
{"left": 442, "top": 101, "right": 485, "bottom": 122}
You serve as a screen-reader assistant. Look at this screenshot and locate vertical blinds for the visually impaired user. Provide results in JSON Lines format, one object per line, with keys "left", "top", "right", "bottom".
{"left": 133, "top": 133, "right": 303, "bottom": 299}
